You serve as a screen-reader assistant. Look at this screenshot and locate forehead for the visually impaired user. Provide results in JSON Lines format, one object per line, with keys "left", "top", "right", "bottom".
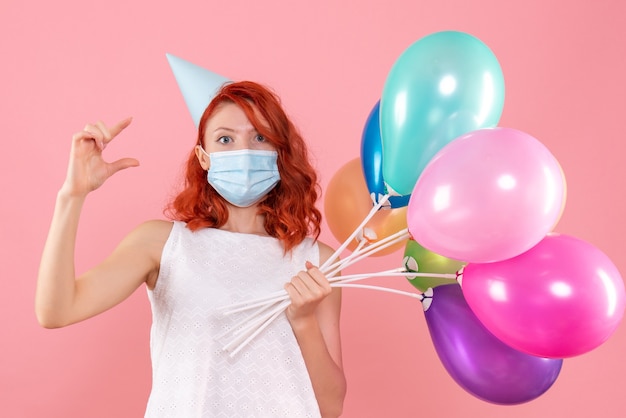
{"left": 205, "top": 102, "right": 253, "bottom": 128}
{"left": 201, "top": 101, "right": 275, "bottom": 149}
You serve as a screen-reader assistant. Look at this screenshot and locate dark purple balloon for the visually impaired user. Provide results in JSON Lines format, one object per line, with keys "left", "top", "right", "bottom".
{"left": 423, "top": 284, "right": 563, "bottom": 404}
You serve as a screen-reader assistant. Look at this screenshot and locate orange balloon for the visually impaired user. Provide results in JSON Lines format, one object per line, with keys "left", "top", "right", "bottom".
{"left": 324, "top": 158, "right": 408, "bottom": 256}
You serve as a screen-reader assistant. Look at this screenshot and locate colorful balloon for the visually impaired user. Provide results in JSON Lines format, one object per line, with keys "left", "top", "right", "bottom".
{"left": 403, "top": 239, "right": 463, "bottom": 292}
{"left": 408, "top": 127, "right": 566, "bottom": 263}
{"left": 380, "top": 31, "right": 505, "bottom": 196}
{"left": 360, "top": 101, "right": 410, "bottom": 208}
{"left": 324, "top": 158, "right": 408, "bottom": 256}
{"left": 423, "top": 284, "right": 563, "bottom": 404}
{"left": 461, "top": 233, "right": 626, "bottom": 358}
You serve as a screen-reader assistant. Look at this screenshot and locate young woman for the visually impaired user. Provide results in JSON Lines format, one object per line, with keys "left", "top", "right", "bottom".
{"left": 36, "top": 81, "right": 346, "bottom": 417}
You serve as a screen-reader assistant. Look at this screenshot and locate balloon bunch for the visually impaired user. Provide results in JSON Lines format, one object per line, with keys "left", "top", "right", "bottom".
{"left": 219, "top": 30, "right": 626, "bottom": 405}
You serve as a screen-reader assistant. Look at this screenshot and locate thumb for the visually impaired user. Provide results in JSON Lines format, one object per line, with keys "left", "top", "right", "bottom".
{"left": 109, "top": 158, "right": 140, "bottom": 175}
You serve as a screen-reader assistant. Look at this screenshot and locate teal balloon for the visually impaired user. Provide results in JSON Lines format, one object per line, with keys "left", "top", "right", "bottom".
{"left": 380, "top": 31, "right": 505, "bottom": 196}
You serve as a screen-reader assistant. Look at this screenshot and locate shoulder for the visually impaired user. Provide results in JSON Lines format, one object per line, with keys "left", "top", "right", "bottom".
{"left": 120, "top": 220, "right": 174, "bottom": 254}
{"left": 316, "top": 240, "right": 336, "bottom": 266}
{"left": 129, "top": 219, "right": 174, "bottom": 240}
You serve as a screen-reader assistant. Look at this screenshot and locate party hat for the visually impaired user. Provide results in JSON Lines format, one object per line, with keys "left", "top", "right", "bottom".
{"left": 166, "top": 53, "right": 230, "bottom": 127}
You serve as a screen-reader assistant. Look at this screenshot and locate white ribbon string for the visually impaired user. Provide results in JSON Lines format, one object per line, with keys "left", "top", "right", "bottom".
{"left": 319, "top": 194, "right": 391, "bottom": 272}
{"left": 331, "top": 283, "right": 424, "bottom": 300}
{"left": 223, "top": 300, "right": 291, "bottom": 355}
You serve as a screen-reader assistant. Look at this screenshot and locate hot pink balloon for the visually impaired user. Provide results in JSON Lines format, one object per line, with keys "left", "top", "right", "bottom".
{"left": 407, "top": 127, "right": 566, "bottom": 263}
{"left": 461, "top": 233, "right": 626, "bottom": 358}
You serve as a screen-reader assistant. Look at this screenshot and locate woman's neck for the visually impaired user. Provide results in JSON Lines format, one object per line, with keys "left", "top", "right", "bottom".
{"left": 219, "top": 205, "right": 268, "bottom": 236}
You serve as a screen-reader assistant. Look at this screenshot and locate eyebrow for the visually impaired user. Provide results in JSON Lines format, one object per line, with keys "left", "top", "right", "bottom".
{"left": 212, "top": 127, "right": 258, "bottom": 134}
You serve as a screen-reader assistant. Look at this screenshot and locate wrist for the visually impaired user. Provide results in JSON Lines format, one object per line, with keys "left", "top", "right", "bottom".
{"left": 58, "top": 183, "right": 89, "bottom": 201}
{"left": 287, "top": 313, "right": 319, "bottom": 333}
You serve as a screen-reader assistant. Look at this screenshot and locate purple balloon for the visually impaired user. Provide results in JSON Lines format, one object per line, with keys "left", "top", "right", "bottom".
{"left": 423, "top": 284, "right": 562, "bottom": 404}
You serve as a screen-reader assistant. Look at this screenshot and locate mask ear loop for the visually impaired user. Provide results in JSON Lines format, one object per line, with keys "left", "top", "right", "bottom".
{"left": 197, "top": 146, "right": 211, "bottom": 158}
{"left": 196, "top": 145, "right": 212, "bottom": 171}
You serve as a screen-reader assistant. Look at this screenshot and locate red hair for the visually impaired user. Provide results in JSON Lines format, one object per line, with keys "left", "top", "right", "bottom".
{"left": 165, "top": 81, "right": 322, "bottom": 252}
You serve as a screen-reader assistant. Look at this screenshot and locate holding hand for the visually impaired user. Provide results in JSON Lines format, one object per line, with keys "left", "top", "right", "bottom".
{"left": 62, "top": 117, "right": 139, "bottom": 197}
{"left": 284, "top": 261, "right": 333, "bottom": 325}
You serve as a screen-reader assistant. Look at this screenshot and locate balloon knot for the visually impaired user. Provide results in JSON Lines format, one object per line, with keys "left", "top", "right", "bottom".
{"left": 421, "top": 287, "right": 434, "bottom": 311}
{"left": 456, "top": 266, "right": 465, "bottom": 286}
{"left": 357, "top": 227, "right": 378, "bottom": 243}
{"left": 402, "top": 256, "right": 419, "bottom": 280}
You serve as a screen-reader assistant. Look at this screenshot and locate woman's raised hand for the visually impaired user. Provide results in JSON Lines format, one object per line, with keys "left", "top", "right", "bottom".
{"left": 62, "top": 117, "right": 139, "bottom": 197}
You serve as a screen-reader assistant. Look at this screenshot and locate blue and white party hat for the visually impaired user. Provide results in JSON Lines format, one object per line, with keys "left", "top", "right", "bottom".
{"left": 166, "top": 53, "right": 230, "bottom": 127}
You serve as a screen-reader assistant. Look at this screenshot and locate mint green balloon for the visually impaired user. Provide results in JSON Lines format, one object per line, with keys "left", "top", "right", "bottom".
{"left": 381, "top": 31, "right": 505, "bottom": 196}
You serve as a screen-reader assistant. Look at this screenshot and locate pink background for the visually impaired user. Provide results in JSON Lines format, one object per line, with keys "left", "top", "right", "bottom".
{"left": 2, "top": 0, "right": 625, "bottom": 417}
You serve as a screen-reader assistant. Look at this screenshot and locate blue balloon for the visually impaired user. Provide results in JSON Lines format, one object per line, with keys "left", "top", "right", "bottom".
{"left": 422, "top": 284, "right": 562, "bottom": 405}
{"left": 360, "top": 101, "right": 411, "bottom": 208}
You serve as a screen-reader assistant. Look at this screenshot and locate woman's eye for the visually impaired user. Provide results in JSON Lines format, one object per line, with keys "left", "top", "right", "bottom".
{"left": 254, "top": 134, "right": 266, "bottom": 142}
{"left": 217, "top": 136, "right": 232, "bottom": 144}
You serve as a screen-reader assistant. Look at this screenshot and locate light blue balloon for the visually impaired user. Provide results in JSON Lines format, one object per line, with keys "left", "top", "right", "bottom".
{"left": 166, "top": 53, "right": 230, "bottom": 127}
{"left": 380, "top": 31, "right": 505, "bottom": 196}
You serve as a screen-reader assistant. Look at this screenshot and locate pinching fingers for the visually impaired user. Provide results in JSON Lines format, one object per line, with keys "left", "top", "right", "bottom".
{"left": 304, "top": 261, "right": 332, "bottom": 294}
{"left": 81, "top": 123, "right": 106, "bottom": 151}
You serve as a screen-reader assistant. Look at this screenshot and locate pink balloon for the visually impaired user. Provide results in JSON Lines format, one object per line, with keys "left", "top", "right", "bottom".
{"left": 461, "top": 233, "right": 626, "bottom": 358}
{"left": 407, "top": 127, "right": 566, "bottom": 263}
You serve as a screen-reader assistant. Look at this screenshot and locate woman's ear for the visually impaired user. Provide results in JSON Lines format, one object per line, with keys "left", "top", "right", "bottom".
{"left": 195, "top": 145, "right": 210, "bottom": 170}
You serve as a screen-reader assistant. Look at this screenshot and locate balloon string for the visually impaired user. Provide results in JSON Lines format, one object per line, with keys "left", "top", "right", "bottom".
{"left": 228, "top": 302, "right": 291, "bottom": 358}
{"left": 224, "top": 301, "right": 284, "bottom": 341}
{"left": 215, "top": 266, "right": 379, "bottom": 313}
{"left": 215, "top": 300, "right": 283, "bottom": 339}
{"left": 324, "top": 228, "right": 409, "bottom": 275}
{"left": 324, "top": 238, "right": 370, "bottom": 277}
{"left": 222, "top": 300, "right": 288, "bottom": 350}
{"left": 319, "top": 194, "right": 391, "bottom": 272}
{"left": 331, "top": 283, "right": 424, "bottom": 300}
{"left": 219, "top": 270, "right": 429, "bottom": 353}
{"left": 220, "top": 294, "right": 288, "bottom": 316}
{"left": 218, "top": 269, "right": 454, "bottom": 354}
{"left": 220, "top": 267, "right": 447, "bottom": 316}
{"left": 331, "top": 268, "right": 405, "bottom": 283}
{"left": 217, "top": 289, "right": 287, "bottom": 313}
{"left": 332, "top": 270, "right": 457, "bottom": 284}
{"left": 223, "top": 300, "right": 291, "bottom": 356}
{"left": 325, "top": 229, "right": 410, "bottom": 277}
{"left": 219, "top": 268, "right": 416, "bottom": 314}
{"left": 351, "top": 237, "right": 369, "bottom": 256}
{"left": 218, "top": 194, "right": 433, "bottom": 354}
{"left": 352, "top": 228, "right": 409, "bottom": 259}
{"left": 219, "top": 223, "right": 409, "bottom": 314}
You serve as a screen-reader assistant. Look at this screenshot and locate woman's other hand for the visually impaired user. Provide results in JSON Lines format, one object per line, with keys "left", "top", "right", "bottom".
{"left": 62, "top": 117, "right": 139, "bottom": 197}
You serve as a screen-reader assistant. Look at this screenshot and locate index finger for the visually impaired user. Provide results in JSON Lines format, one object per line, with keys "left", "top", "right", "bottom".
{"left": 108, "top": 117, "right": 133, "bottom": 140}
{"left": 303, "top": 262, "right": 331, "bottom": 288}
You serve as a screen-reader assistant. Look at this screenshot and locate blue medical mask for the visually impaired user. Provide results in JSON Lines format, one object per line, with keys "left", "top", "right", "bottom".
{"left": 199, "top": 148, "right": 280, "bottom": 207}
